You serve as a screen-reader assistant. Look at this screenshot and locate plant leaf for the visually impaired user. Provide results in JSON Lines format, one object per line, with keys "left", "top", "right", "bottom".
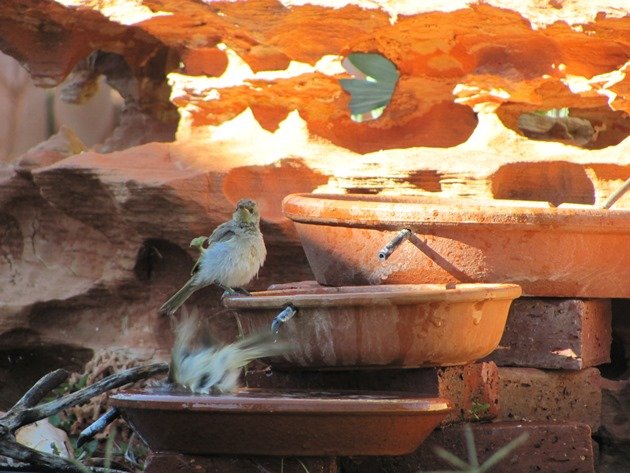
{"left": 340, "top": 79, "right": 396, "bottom": 114}
{"left": 340, "top": 53, "right": 399, "bottom": 119}
{"left": 347, "top": 52, "right": 399, "bottom": 83}
{"left": 478, "top": 433, "right": 529, "bottom": 473}
{"left": 433, "top": 446, "right": 470, "bottom": 470}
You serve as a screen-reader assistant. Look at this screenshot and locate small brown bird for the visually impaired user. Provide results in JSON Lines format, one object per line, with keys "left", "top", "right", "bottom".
{"left": 160, "top": 199, "right": 266, "bottom": 316}
{"left": 169, "top": 314, "right": 290, "bottom": 394}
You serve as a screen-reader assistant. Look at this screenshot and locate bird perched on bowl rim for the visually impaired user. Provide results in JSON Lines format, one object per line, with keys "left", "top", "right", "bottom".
{"left": 159, "top": 198, "right": 266, "bottom": 316}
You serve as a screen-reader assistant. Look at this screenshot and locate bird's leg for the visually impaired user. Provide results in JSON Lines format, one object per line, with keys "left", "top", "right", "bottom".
{"left": 234, "top": 287, "right": 251, "bottom": 296}
{"left": 217, "top": 283, "right": 239, "bottom": 298}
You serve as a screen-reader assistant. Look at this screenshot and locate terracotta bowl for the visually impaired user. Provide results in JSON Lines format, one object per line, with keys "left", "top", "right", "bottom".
{"left": 282, "top": 193, "right": 630, "bottom": 298}
{"left": 110, "top": 388, "right": 452, "bottom": 456}
{"left": 223, "top": 283, "right": 521, "bottom": 369}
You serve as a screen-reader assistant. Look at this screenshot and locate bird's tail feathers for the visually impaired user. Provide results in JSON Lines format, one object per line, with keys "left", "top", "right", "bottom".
{"left": 160, "top": 278, "right": 197, "bottom": 316}
{"left": 227, "top": 331, "right": 293, "bottom": 367}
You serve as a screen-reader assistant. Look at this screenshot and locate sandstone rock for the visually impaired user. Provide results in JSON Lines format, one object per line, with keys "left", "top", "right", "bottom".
{"left": 246, "top": 362, "right": 499, "bottom": 424}
{"left": 342, "top": 421, "right": 595, "bottom": 473}
{"left": 0, "top": 52, "right": 49, "bottom": 163}
{"left": 487, "top": 298, "right": 612, "bottom": 369}
{"left": 0, "top": 2, "right": 627, "bottom": 199}
{"left": 1, "top": 1, "right": 629, "bottom": 154}
{"left": 498, "top": 367, "right": 602, "bottom": 430}
{"left": 15, "top": 125, "right": 87, "bottom": 171}
{"left": 145, "top": 453, "right": 337, "bottom": 473}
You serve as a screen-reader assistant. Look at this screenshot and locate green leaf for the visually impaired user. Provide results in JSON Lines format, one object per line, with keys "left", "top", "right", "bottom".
{"left": 340, "top": 53, "right": 399, "bottom": 120}
{"left": 434, "top": 446, "right": 470, "bottom": 470}
{"left": 347, "top": 52, "right": 399, "bottom": 83}
{"left": 76, "top": 374, "right": 89, "bottom": 390}
{"left": 340, "top": 79, "right": 396, "bottom": 114}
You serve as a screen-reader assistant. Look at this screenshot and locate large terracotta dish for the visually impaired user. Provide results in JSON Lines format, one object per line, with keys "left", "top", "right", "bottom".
{"left": 224, "top": 283, "right": 521, "bottom": 368}
{"left": 111, "top": 388, "right": 452, "bottom": 456}
{"left": 282, "top": 193, "right": 630, "bottom": 298}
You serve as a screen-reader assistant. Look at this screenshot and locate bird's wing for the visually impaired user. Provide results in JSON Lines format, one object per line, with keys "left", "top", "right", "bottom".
{"left": 190, "top": 221, "right": 237, "bottom": 275}
{"left": 208, "top": 221, "right": 238, "bottom": 244}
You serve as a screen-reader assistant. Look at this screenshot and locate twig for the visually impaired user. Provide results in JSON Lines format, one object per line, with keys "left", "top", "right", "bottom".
{"left": 77, "top": 408, "right": 121, "bottom": 448}
{"left": 0, "top": 438, "right": 90, "bottom": 473}
{"left": 8, "top": 369, "right": 69, "bottom": 413}
{"left": 0, "top": 460, "right": 126, "bottom": 473}
{"left": 3, "top": 363, "right": 168, "bottom": 431}
{"left": 601, "top": 177, "right": 630, "bottom": 209}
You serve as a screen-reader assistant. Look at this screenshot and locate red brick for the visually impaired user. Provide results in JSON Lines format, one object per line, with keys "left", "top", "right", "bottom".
{"left": 498, "top": 367, "right": 601, "bottom": 430}
{"left": 341, "top": 421, "right": 594, "bottom": 473}
{"left": 486, "top": 298, "right": 611, "bottom": 369}
{"left": 245, "top": 362, "right": 499, "bottom": 424}
{"left": 437, "top": 362, "right": 500, "bottom": 424}
{"left": 145, "top": 453, "right": 336, "bottom": 473}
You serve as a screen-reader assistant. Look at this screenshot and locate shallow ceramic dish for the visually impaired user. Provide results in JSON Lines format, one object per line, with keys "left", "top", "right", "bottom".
{"left": 224, "top": 283, "right": 521, "bottom": 369}
{"left": 282, "top": 193, "right": 630, "bottom": 298}
{"left": 110, "top": 388, "right": 452, "bottom": 456}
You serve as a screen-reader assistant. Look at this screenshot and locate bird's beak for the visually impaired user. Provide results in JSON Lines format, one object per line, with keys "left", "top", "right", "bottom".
{"left": 237, "top": 203, "right": 253, "bottom": 213}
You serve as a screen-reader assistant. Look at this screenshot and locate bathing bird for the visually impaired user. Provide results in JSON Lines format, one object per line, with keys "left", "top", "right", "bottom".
{"left": 159, "top": 198, "right": 266, "bottom": 316}
{"left": 169, "top": 314, "right": 290, "bottom": 394}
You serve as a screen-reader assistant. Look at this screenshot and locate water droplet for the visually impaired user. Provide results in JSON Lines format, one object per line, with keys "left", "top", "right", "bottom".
{"left": 472, "top": 309, "right": 483, "bottom": 325}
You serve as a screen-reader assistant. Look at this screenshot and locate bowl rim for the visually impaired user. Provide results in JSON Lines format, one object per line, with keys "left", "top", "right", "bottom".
{"left": 110, "top": 388, "right": 453, "bottom": 414}
{"left": 223, "top": 283, "right": 522, "bottom": 309}
{"left": 281, "top": 193, "right": 630, "bottom": 231}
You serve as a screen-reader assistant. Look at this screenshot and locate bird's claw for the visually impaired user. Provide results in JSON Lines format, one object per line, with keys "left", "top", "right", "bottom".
{"left": 220, "top": 287, "right": 250, "bottom": 298}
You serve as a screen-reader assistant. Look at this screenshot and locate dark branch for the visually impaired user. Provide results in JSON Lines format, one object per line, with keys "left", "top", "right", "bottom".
{"left": 0, "top": 439, "right": 89, "bottom": 473}
{"left": 5, "top": 362, "right": 168, "bottom": 431}
{"left": 77, "top": 408, "right": 121, "bottom": 448}
{"left": 0, "top": 362, "right": 168, "bottom": 472}
{"left": 8, "top": 369, "right": 69, "bottom": 414}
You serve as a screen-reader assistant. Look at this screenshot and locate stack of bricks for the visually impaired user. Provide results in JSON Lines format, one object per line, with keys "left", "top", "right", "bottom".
{"left": 339, "top": 298, "right": 617, "bottom": 473}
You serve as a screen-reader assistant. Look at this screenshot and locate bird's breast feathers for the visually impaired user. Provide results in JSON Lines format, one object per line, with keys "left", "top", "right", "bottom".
{"left": 195, "top": 231, "right": 266, "bottom": 287}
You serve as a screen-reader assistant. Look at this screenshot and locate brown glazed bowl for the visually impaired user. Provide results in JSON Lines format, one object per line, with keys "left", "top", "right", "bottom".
{"left": 223, "top": 283, "right": 521, "bottom": 369}
{"left": 110, "top": 388, "right": 452, "bottom": 456}
{"left": 282, "top": 193, "right": 630, "bottom": 298}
